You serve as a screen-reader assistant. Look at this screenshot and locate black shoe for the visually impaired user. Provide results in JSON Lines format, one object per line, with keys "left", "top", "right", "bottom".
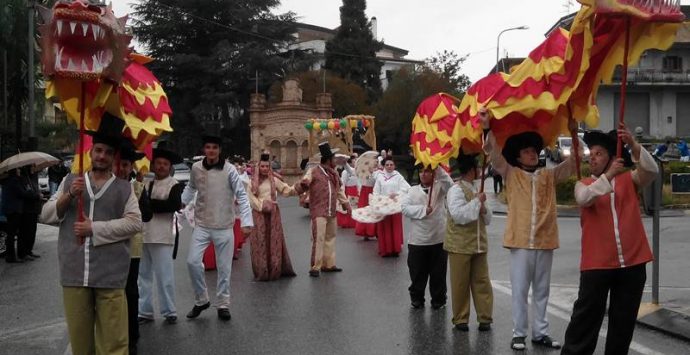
{"left": 217, "top": 309, "right": 231, "bottom": 321}
{"left": 454, "top": 323, "right": 469, "bottom": 332}
{"left": 137, "top": 317, "right": 153, "bottom": 325}
{"left": 511, "top": 336, "right": 526, "bottom": 350}
{"left": 309, "top": 270, "right": 320, "bottom": 277}
{"left": 321, "top": 266, "right": 343, "bottom": 272}
{"left": 478, "top": 323, "right": 492, "bottom": 331}
{"left": 532, "top": 336, "right": 561, "bottom": 349}
{"left": 186, "top": 302, "right": 210, "bottom": 319}
{"left": 165, "top": 315, "right": 177, "bottom": 324}
{"left": 431, "top": 303, "right": 446, "bottom": 310}
{"left": 27, "top": 252, "right": 40, "bottom": 258}
{"left": 410, "top": 301, "right": 424, "bottom": 309}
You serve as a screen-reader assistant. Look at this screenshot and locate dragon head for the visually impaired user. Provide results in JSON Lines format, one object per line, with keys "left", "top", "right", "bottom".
{"left": 39, "top": 0, "right": 132, "bottom": 82}
{"left": 592, "top": 0, "right": 685, "bottom": 22}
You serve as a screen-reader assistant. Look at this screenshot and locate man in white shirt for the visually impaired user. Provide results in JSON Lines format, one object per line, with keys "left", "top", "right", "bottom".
{"left": 401, "top": 166, "right": 453, "bottom": 309}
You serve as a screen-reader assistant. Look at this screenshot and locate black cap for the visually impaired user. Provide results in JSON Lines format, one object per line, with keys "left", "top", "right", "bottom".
{"left": 260, "top": 153, "right": 270, "bottom": 161}
{"left": 501, "top": 131, "right": 544, "bottom": 167}
{"left": 119, "top": 140, "right": 146, "bottom": 162}
{"left": 317, "top": 142, "right": 338, "bottom": 159}
{"left": 457, "top": 154, "right": 479, "bottom": 175}
{"left": 202, "top": 134, "right": 222, "bottom": 145}
{"left": 152, "top": 148, "right": 183, "bottom": 165}
{"left": 86, "top": 112, "right": 125, "bottom": 149}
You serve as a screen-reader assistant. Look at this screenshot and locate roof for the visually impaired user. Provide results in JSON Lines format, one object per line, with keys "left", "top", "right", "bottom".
{"left": 294, "top": 22, "right": 409, "bottom": 56}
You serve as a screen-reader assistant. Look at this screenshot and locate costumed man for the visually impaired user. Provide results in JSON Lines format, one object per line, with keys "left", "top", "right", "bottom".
{"left": 115, "top": 140, "right": 146, "bottom": 355}
{"left": 561, "top": 125, "right": 658, "bottom": 355}
{"left": 337, "top": 156, "right": 358, "bottom": 228}
{"left": 400, "top": 165, "right": 453, "bottom": 309}
{"left": 40, "top": 113, "right": 143, "bottom": 355}
{"left": 245, "top": 153, "right": 300, "bottom": 281}
{"left": 480, "top": 110, "right": 577, "bottom": 350}
{"left": 181, "top": 134, "right": 253, "bottom": 321}
{"left": 373, "top": 157, "right": 410, "bottom": 257}
{"left": 137, "top": 147, "right": 184, "bottom": 325}
{"left": 444, "top": 154, "right": 493, "bottom": 332}
{"left": 302, "top": 142, "right": 351, "bottom": 277}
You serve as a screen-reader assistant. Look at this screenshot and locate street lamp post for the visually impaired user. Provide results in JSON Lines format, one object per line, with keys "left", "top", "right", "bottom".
{"left": 495, "top": 25, "right": 529, "bottom": 74}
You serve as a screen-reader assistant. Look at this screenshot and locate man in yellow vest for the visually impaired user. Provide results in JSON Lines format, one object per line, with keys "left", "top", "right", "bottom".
{"left": 444, "top": 154, "right": 493, "bottom": 332}
{"left": 562, "top": 125, "right": 657, "bottom": 354}
{"left": 481, "top": 110, "right": 578, "bottom": 350}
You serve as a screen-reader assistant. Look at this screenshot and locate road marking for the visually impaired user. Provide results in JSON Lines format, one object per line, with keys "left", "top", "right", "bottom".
{"left": 492, "top": 281, "right": 665, "bottom": 355}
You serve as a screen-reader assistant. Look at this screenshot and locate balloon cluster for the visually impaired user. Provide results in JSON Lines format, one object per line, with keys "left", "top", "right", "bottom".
{"left": 305, "top": 117, "right": 371, "bottom": 131}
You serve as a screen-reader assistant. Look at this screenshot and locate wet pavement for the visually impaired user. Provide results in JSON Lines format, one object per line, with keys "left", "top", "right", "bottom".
{"left": 1, "top": 196, "right": 690, "bottom": 354}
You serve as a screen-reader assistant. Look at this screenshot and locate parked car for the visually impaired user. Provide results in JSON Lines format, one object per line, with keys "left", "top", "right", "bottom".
{"left": 171, "top": 163, "right": 190, "bottom": 186}
{"left": 550, "top": 136, "right": 590, "bottom": 163}
{"left": 37, "top": 168, "right": 50, "bottom": 199}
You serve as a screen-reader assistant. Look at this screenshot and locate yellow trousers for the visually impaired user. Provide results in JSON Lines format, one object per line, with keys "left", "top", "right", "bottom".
{"left": 448, "top": 252, "right": 493, "bottom": 325}
{"left": 63, "top": 287, "right": 128, "bottom": 355}
{"left": 311, "top": 217, "right": 337, "bottom": 271}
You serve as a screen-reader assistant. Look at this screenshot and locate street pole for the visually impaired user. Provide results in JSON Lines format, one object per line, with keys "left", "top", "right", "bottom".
{"left": 27, "top": 0, "right": 36, "bottom": 150}
{"left": 3, "top": 49, "right": 7, "bottom": 130}
{"left": 495, "top": 25, "right": 529, "bottom": 74}
{"left": 652, "top": 157, "right": 663, "bottom": 304}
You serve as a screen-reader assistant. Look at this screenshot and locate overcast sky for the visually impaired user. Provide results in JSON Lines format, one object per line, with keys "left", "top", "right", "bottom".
{"left": 113, "top": 0, "right": 690, "bottom": 84}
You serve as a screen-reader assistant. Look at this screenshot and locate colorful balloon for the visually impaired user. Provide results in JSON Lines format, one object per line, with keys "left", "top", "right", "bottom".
{"left": 320, "top": 121, "right": 328, "bottom": 130}
{"left": 334, "top": 120, "right": 341, "bottom": 129}
{"left": 305, "top": 122, "right": 313, "bottom": 130}
{"left": 328, "top": 120, "right": 335, "bottom": 129}
{"left": 340, "top": 119, "right": 348, "bottom": 128}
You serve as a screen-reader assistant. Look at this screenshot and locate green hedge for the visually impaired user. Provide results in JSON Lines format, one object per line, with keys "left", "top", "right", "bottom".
{"left": 555, "top": 163, "right": 591, "bottom": 205}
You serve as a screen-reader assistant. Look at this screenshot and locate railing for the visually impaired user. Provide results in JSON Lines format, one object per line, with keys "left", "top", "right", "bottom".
{"left": 611, "top": 68, "right": 690, "bottom": 84}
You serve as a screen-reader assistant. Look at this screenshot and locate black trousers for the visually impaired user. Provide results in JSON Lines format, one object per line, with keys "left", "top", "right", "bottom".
{"left": 18, "top": 213, "right": 38, "bottom": 258}
{"left": 493, "top": 175, "right": 503, "bottom": 194}
{"left": 562, "top": 263, "right": 647, "bottom": 355}
{"left": 4, "top": 213, "right": 21, "bottom": 261}
{"left": 407, "top": 243, "right": 447, "bottom": 306}
{"left": 126, "top": 258, "right": 140, "bottom": 347}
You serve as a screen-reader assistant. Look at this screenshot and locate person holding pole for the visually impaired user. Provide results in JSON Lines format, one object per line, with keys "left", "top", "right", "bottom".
{"left": 561, "top": 125, "right": 657, "bottom": 354}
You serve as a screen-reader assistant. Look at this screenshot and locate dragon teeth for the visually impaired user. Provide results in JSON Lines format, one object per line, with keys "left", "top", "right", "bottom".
{"left": 91, "top": 24, "right": 99, "bottom": 41}
{"left": 81, "top": 59, "right": 88, "bottom": 71}
{"left": 56, "top": 20, "right": 63, "bottom": 36}
{"left": 69, "top": 21, "right": 76, "bottom": 35}
{"left": 67, "top": 58, "right": 76, "bottom": 71}
{"left": 81, "top": 23, "right": 88, "bottom": 37}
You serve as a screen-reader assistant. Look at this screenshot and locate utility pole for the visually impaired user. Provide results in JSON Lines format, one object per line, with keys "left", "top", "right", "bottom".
{"left": 27, "top": 0, "right": 36, "bottom": 150}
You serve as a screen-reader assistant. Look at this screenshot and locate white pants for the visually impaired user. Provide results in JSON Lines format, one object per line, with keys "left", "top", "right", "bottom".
{"left": 187, "top": 226, "right": 234, "bottom": 309}
{"left": 138, "top": 243, "right": 177, "bottom": 318}
{"left": 510, "top": 248, "right": 553, "bottom": 339}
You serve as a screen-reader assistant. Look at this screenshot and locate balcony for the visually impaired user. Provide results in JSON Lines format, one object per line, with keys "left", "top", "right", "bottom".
{"left": 610, "top": 68, "right": 690, "bottom": 84}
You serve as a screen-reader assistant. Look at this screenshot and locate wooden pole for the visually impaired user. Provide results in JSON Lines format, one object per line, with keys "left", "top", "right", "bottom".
{"left": 567, "top": 103, "right": 581, "bottom": 180}
{"left": 78, "top": 82, "right": 86, "bottom": 245}
{"left": 616, "top": 16, "right": 631, "bottom": 158}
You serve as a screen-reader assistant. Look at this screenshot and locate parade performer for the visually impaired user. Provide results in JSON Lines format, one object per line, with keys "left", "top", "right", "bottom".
{"left": 40, "top": 115, "right": 142, "bottom": 355}
{"left": 302, "top": 142, "right": 351, "bottom": 277}
{"left": 373, "top": 157, "right": 410, "bottom": 257}
{"left": 337, "top": 156, "right": 358, "bottom": 228}
{"left": 181, "top": 135, "right": 253, "bottom": 321}
{"left": 444, "top": 154, "right": 493, "bottom": 332}
{"left": 354, "top": 152, "right": 379, "bottom": 239}
{"left": 137, "top": 148, "right": 184, "bottom": 324}
{"left": 400, "top": 165, "right": 453, "bottom": 309}
{"left": 561, "top": 126, "right": 657, "bottom": 354}
{"left": 481, "top": 111, "right": 576, "bottom": 350}
{"left": 245, "top": 153, "right": 300, "bottom": 281}
{"left": 115, "top": 140, "right": 146, "bottom": 355}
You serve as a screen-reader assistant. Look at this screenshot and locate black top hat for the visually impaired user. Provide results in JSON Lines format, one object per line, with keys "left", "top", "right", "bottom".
{"left": 317, "top": 142, "right": 339, "bottom": 159}
{"left": 119, "top": 140, "right": 146, "bottom": 162}
{"left": 202, "top": 134, "right": 222, "bottom": 145}
{"left": 152, "top": 148, "right": 183, "bottom": 165}
{"left": 501, "top": 131, "right": 544, "bottom": 167}
{"left": 583, "top": 130, "right": 633, "bottom": 167}
{"left": 457, "top": 154, "right": 479, "bottom": 175}
{"left": 86, "top": 112, "right": 125, "bottom": 149}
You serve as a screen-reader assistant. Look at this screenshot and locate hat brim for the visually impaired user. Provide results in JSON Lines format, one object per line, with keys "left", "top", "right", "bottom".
{"left": 314, "top": 147, "right": 340, "bottom": 159}
{"left": 501, "top": 131, "right": 544, "bottom": 167}
{"left": 152, "top": 149, "right": 183, "bottom": 165}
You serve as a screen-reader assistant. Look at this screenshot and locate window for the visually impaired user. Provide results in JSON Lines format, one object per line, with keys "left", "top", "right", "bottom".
{"left": 663, "top": 56, "right": 683, "bottom": 72}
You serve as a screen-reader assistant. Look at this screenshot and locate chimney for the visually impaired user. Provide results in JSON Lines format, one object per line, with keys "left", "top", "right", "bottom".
{"left": 371, "top": 17, "right": 378, "bottom": 40}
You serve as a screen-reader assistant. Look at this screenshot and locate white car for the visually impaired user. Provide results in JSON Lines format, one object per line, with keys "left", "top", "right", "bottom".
{"left": 551, "top": 136, "right": 590, "bottom": 162}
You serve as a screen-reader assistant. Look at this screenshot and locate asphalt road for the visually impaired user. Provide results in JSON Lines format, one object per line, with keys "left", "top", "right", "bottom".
{"left": 1, "top": 196, "right": 689, "bottom": 355}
